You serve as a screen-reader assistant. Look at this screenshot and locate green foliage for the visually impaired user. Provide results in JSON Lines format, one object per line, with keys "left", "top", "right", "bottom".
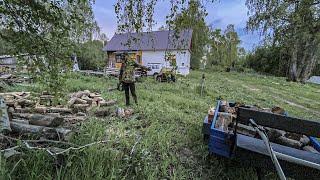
{"left": 76, "top": 40, "right": 106, "bottom": 70}
{"left": 173, "top": 1, "right": 210, "bottom": 69}
{"left": 245, "top": 45, "right": 290, "bottom": 77}
{"left": 0, "top": 37, "right": 13, "bottom": 55}
{"left": 246, "top": 0, "right": 320, "bottom": 82}
{"left": 0, "top": 0, "right": 97, "bottom": 94}
{"left": 207, "top": 26, "right": 243, "bottom": 70}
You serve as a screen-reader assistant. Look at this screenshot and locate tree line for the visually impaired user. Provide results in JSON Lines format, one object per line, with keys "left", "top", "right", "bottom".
{"left": 0, "top": 0, "right": 319, "bottom": 89}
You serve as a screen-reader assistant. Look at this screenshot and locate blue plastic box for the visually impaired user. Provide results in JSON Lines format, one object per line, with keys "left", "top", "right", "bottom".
{"left": 208, "top": 101, "right": 235, "bottom": 158}
{"left": 310, "top": 137, "right": 320, "bottom": 152}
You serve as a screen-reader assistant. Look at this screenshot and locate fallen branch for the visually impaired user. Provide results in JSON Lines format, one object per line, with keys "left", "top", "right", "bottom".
{"left": 24, "top": 140, "right": 108, "bottom": 156}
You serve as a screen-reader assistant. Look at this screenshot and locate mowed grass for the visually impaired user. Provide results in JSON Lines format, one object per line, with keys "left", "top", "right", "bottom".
{"left": 1, "top": 70, "right": 319, "bottom": 179}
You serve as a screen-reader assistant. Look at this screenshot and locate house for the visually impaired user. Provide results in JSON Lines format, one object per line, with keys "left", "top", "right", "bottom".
{"left": 0, "top": 55, "right": 17, "bottom": 72}
{"left": 103, "top": 29, "right": 193, "bottom": 76}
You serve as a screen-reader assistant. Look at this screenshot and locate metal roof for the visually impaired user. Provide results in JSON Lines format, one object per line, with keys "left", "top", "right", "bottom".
{"left": 103, "top": 29, "right": 193, "bottom": 52}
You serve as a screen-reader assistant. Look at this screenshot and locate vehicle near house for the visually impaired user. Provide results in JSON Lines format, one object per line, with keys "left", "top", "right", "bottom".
{"left": 103, "top": 29, "right": 193, "bottom": 76}
{"left": 155, "top": 67, "right": 177, "bottom": 82}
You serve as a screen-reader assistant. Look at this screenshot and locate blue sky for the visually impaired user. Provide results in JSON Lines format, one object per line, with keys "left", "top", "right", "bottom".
{"left": 93, "top": 0, "right": 262, "bottom": 51}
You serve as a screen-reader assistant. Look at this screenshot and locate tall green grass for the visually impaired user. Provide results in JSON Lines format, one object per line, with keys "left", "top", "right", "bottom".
{"left": 1, "top": 70, "right": 319, "bottom": 179}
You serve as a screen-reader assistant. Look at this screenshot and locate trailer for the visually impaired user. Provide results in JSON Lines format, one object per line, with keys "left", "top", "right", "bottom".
{"left": 203, "top": 101, "right": 320, "bottom": 179}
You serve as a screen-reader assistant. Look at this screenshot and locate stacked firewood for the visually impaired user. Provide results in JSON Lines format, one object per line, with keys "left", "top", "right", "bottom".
{"left": 0, "top": 90, "right": 117, "bottom": 140}
{"left": 214, "top": 100, "right": 320, "bottom": 154}
{"left": 0, "top": 73, "right": 30, "bottom": 85}
{"left": 68, "top": 90, "right": 117, "bottom": 112}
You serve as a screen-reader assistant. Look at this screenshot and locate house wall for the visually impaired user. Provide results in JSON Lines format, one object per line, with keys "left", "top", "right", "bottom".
{"left": 142, "top": 50, "right": 190, "bottom": 75}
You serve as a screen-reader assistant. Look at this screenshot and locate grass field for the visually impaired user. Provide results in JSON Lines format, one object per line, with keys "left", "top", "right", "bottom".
{"left": 1, "top": 70, "right": 319, "bottom": 179}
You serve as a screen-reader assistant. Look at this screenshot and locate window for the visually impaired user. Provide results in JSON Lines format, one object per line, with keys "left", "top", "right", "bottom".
{"left": 115, "top": 54, "right": 122, "bottom": 63}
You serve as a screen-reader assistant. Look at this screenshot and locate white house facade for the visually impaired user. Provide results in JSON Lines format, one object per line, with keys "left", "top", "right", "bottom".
{"left": 103, "top": 29, "right": 193, "bottom": 76}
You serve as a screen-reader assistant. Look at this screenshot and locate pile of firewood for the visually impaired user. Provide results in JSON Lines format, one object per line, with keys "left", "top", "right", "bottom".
{"left": 214, "top": 101, "right": 319, "bottom": 154}
{"left": 68, "top": 90, "right": 117, "bottom": 112}
{"left": 0, "top": 73, "right": 30, "bottom": 85}
{"left": 0, "top": 90, "right": 117, "bottom": 139}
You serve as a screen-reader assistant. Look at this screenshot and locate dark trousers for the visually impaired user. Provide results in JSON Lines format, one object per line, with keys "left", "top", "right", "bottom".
{"left": 122, "top": 82, "right": 137, "bottom": 105}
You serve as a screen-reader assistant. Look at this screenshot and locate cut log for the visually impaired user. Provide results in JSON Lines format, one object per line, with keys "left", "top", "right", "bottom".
{"left": 73, "top": 104, "right": 89, "bottom": 112}
{"left": 17, "top": 99, "right": 34, "bottom": 107}
{"left": 73, "top": 91, "right": 90, "bottom": 98}
{"left": 68, "top": 97, "right": 77, "bottom": 106}
{"left": 94, "top": 108, "right": 113, "bottom": 117}
{"left": 11, "top": 119, "right": 29, "bottom": 124}
{"left": 266, "top": 128, "right": 286, "bottom": 141}
{"left": 0, "top": 97, "right": 11, "bottom": 133}
{"left": 236, "top": 123, "right": 256, "bottom": 136}
{"left": 49, "top": 107, "right": 72, "bottom": 114}
{"left": 10, "top": 121, "right": 46, "bottom": 134}
{"left": 303, "top": 146, "right": 320, "bottom": 154}
{"left": 81, "top": 96, "right": 93, "bottom": 105}
{"left": 100, "top": 100, "right": 117, "bottom": 107}
{"left": 10, "top": 122, "right": 72, "bottom": 140}
{"left": 12, "top": 113, "right": 63, "bottom": 127}
{"left": 74, "top": 98, "right": 87, "bottom": 104}
{"left": 276, "top": 136, "right": 303, "bottom": 149}
{"left": 15, "top": 107, "right": 32, "bottom": 113}
{"left": 34, "top": 106, "right": 47, "bottom": 114}
{"left": 89, "top": 93, "right": 101, "bottom": 98}
{"left": 300, "top": 135, "right": 310, "bottom": 146}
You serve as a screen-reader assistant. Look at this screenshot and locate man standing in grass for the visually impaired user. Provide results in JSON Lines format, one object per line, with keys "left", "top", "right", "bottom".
{"left": 119, "top": 53, "right": 149, "bottom": 106}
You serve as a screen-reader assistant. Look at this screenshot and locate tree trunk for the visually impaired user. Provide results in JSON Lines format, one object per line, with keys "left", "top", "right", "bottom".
{"left": 288, "top": 45, "right": 299, "bottom": 82}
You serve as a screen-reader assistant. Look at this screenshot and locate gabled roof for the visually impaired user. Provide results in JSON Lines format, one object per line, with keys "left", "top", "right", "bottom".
{"left": 103, "top": 29, "right": 193, "bottom": 52}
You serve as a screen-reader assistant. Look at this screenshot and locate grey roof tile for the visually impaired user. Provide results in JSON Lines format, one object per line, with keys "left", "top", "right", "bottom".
{"left": 103, "top": 29, "right": 193, "bottom": 51}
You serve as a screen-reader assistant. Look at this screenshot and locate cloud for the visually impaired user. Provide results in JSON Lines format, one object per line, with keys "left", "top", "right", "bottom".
{"left": 92, "top": 0, "right": 261, "bottom": 50}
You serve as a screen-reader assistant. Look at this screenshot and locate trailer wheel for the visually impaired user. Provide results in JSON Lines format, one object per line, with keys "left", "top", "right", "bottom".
{"left": 156, "top": 76, "right": 162, "bottom": 82}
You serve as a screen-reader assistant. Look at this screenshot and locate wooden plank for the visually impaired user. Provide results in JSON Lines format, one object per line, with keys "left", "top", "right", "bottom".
{"left": 237, "top": 107, "right": 320, "bottom": 137}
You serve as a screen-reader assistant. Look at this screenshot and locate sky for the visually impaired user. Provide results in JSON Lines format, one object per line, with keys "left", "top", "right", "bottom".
{"left": 92, "top": 0, "right": 262, "bottom": 51}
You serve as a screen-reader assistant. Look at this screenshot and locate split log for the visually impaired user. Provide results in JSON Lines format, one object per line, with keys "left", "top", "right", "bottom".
{"left": 12, "top": 113, "right": 63, "bottom": 127}
{"left": 303, "top": 146, "right": 320, "bottom": 154}
{"left": 0, "top": 92, "right": 30, "bottom": 98}
{"left": 124, "top": 108, "right": 134, "bottom": 117}
{"left": 81, "top": 96, "right": 93, "bottom": 105}
{"left": 73, "top": 91, "right": 90, "bottom": 98}
{"left": 94, "top": 108, "right": 113, "bottom": 117}
{"left": 89, "top": 93, "right": 101, "bottom": 98}
{"left": 74, "top": 98, "right": 87, "bottom": 104}
{"left": 100, "top": 100, "right": 117, "bottom": 107}
{"left": 300, "top": 135, "right": 310, "bottom": 146}
{"left": 214, "top": 112, "right": 234, "bottom": 131}
{"left": 73, "top": 104, "right": 90, "bottom": 112}
{"left": 34, "top": 106, "right": 47, "bottom": 114}
{"left": 15, "top": 107, "right": 32, "bottom": 113}
{"left": 17, "top": 99, "right": 34, "bottom": 107}
{"left": 276, "top": 136, "right": 303, "bottom": 149}
{"left": 49, "top": 107, "right": 72, "bottom": 114}
{"left": 68, "top": 97, "right": 77, "bottom": 106}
